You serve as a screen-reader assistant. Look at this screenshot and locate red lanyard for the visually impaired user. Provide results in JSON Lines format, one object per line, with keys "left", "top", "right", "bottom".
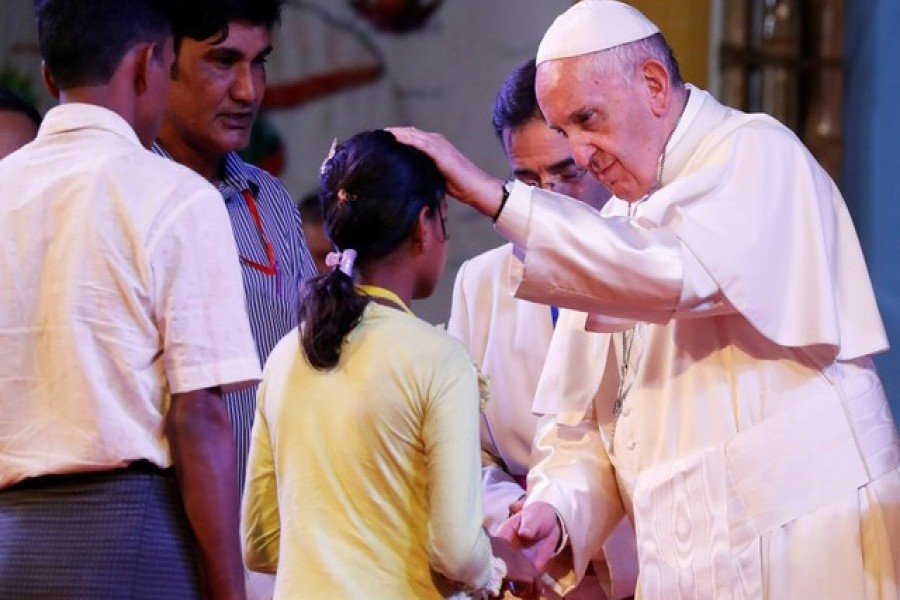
{"left": 240, "top": 188, "right": 278, "bottom": 277}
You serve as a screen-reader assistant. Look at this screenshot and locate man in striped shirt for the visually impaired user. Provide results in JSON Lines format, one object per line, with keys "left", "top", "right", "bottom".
{"left": 152, "top": 0, "right": 317, "bottom": 497}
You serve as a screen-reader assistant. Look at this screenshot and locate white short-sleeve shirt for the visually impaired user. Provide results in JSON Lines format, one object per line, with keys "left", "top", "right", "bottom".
{"left": 0, "top": 103, "right": 261, "bottom": 487}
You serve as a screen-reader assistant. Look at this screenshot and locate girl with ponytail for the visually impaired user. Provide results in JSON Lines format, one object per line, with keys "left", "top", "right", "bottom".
{"left": 298, "top": 128, "right": 447, "bottom": 370}
{"left": 241, "top": 130, "right": 534, "bottom": 598}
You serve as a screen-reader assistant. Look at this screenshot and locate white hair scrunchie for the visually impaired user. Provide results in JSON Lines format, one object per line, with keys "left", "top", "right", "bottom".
{"left": 325, "top": 249, "right": 358, "bottom": 276}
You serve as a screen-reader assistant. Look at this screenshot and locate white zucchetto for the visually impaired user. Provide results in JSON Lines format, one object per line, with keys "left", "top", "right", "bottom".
{"left": 536, "top": 0, "right": 660, "bottom": 65}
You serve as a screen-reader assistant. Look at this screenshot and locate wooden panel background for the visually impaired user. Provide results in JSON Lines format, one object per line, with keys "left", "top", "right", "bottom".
{"left": 629, "top": 0, "right": 712, "bottom": 87}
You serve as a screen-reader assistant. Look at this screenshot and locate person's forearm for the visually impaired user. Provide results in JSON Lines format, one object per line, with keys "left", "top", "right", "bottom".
{"left": 469, "top": 175, "right": 507, "bottom": 220}
{"left": 527, "top": 414, "right": 623, "bottom": 581}
{"left": 167, "top": 389, "right": 246, "bottom": 600}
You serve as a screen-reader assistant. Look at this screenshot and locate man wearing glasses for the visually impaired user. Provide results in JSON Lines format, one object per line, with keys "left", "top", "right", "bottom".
{"left": 447, "top": 59, "right": 636, "bottom": 599}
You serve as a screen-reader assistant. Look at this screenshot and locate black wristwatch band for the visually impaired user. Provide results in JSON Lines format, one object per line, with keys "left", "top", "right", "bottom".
{"left": 492, "top": 181, "right": 512, "bottom": 223}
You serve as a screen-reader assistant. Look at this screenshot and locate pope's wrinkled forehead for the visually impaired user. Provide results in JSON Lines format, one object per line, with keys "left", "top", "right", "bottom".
{"left": 536, "top": 0, "right": 658, "bottom": 66}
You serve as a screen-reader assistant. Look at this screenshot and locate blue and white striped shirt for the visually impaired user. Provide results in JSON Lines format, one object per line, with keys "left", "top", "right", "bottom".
{"left": 153, "top": 144, "right": 317, "bottom": 494}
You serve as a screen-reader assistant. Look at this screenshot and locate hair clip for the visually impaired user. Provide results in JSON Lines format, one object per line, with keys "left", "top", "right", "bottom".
{"left": 325, "top": 249, "right": 357, "bottom": 276}
{"left": 320, "top": 137, "right": 339, "bottom": 175}
{"left": 336, "top": 188, "right": 357, "bottom": 205}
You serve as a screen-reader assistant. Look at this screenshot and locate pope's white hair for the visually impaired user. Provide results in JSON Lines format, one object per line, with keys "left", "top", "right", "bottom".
{"left": 588, "top": 33, "right": 684, "bottom": 87}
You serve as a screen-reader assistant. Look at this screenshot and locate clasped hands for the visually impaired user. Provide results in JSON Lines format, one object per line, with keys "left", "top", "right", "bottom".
{"left": 489, "top": 501, "right": 562, "bottom": 599}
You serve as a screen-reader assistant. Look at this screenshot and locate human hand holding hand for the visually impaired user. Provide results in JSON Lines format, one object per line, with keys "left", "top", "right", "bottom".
{"left": 495, "top": 501, "right": 562, "bottom": 573}
{"left": 489, "top": 535, "right": 540, "bottom": 600}
{"left": 386, "top": 126, "right": 505, "bottom": 218}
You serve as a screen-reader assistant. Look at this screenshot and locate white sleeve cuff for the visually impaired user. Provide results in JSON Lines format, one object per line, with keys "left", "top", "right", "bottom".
{"left": 552, "top": 508, "right": 570, "bottom": 557}
{"left": 493, "top": 179, "right": 531, "bottom": 249}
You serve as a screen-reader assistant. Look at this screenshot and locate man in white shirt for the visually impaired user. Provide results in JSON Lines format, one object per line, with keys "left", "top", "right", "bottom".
{"left": 392, "top": 1, "right": 900, "bottom": 598}
{"left": 448, "top": 58, "right": 636, "bottom": 600}
{"left": 0, "top": 1, "right": 260, "bottom": 597}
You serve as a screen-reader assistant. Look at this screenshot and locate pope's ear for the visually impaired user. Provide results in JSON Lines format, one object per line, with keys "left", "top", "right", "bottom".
{"left": 640, "top": 58, "right": 670, "bottom": 117}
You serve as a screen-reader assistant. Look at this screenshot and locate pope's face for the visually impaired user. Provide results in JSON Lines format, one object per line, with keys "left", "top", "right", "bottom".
{"left": 536, "top": 56, "right": 663, "bottom": 201}
{"left": 502, "top": 117, "right": 610, "bottom": 211}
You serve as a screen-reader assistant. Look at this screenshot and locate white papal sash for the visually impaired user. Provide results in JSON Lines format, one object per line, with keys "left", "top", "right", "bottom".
{"left": 630, "top": 361, "right": 899, "bottom": 599}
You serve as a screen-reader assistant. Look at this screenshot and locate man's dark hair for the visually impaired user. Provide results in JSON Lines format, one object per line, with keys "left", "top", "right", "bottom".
{"left": 34, "top": 0, "right": 176, "bottom": 90}
{"left": 0, "top": 87, "right": 42, "bottom": 128}
{"left": 172, "top": 0, "right": 285, "bottom": 51}
{"left": 491, "top": 58, "right": 542, "bottom": 141}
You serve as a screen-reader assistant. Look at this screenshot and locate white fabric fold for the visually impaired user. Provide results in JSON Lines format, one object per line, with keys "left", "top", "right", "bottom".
{"left": 530, "top": 308, "right": 612, "bottom": 425}
{"left": 505, "top": 188, "right": 684, "bottom": 323}
{"left": 630, "top": 358, "right": 900, "bottom": 598}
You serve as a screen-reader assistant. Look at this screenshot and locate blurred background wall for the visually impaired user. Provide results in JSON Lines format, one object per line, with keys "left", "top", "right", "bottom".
{"left": 1, "top": 0, "right": 896, "bottom": 420}
{"left": 842, "top": 0, "right": 899, "bottom": 422}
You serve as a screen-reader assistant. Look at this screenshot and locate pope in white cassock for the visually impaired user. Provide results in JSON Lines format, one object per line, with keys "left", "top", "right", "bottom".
{"left": 390, "top": 1, "right": 900, "bottom": 598}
